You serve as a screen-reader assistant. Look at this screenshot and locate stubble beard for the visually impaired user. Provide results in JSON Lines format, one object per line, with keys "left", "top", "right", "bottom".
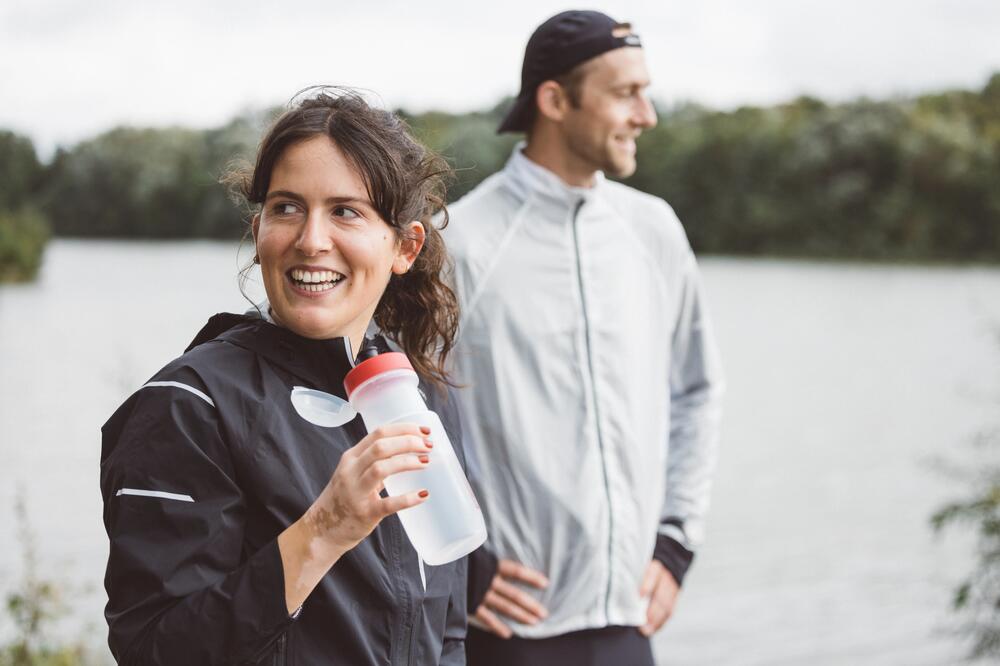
{"left": 565, "top": 136, "right": 635, "bottom": 180}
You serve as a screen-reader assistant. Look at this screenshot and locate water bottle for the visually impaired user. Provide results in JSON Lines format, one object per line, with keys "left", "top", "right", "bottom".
{"left": 344, "top": 351, "right": 487, "bottom": 565}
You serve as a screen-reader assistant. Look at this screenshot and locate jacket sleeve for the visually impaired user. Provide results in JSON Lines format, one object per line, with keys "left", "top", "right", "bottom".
{"left": 100, "top": 380, "right": 294, "bottom": 665}
{"left": 658, "top": 244, "right": 725, "bottom": 583}
{"left": 465, "top": 544, "right": 499, "bottom": 611}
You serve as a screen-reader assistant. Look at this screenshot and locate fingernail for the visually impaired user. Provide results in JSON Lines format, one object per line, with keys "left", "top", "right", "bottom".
{"left": 418, "top": 490, "right": 429, "bottom": 498}
{"left": 424, "top": 438, "right": 434, "bottom": 449}
{"left": 418, "top": 454, "right": 429, "bottom": 463}
{"left": 420, "top": 426, "right": 431, "bottom": 435}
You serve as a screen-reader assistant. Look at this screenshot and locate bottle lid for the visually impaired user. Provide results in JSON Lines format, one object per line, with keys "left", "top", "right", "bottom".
{"left": 344, "top": 352, "right": 414, "bottom": 397}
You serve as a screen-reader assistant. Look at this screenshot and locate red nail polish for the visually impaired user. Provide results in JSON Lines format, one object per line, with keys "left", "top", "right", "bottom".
{"left": 420, "top": 426, "right": 431, "bottom": 435}
{"left": 418, "top": 490, "right": 429, "bottom": 498}
{"left": 424, "top": 438, "right": 434, "bottom": 449}
{"left": 418, "top": 454, "right": 429, "bottom": 463}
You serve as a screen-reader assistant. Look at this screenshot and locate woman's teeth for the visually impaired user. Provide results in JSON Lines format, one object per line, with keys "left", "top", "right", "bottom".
{"left": 289, "top": 268, "right": 344, "bottom": 292}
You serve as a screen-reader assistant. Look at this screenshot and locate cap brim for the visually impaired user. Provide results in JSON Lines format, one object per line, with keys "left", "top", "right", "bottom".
{"left": 497, "top": 92, "right": 534, "bottom": 134}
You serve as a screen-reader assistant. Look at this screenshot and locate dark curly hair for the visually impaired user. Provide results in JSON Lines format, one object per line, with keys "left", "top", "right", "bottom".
{"left": 230, "top": 87, "right": 458, "bottom": 386}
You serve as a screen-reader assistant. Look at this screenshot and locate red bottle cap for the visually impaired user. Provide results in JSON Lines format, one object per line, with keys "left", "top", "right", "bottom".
{"left": 344, "top": 352, "right": 414, "bottom": 397}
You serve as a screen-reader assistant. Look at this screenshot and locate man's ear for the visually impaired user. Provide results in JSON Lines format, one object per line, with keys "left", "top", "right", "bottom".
{"left": 392, "top": 221, "right": 426, "bottom": 275}
{"left": 535, "top": 80, "right": 571, "bottom": 123}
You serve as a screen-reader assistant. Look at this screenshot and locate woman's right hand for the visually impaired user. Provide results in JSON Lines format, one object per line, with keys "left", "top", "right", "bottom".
{"left": 309, "top": 422, "right": 433, "bottom": 551}
{"left": 278, "top": 422, "right": 432, "bottom": 613}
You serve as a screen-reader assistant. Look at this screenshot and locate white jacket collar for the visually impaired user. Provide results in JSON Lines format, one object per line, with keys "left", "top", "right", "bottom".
{"left": 504, "top": 142, "right": 605, "bottom": 207}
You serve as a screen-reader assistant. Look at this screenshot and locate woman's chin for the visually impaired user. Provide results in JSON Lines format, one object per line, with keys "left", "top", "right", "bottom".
{"left": 272, "top": 308, "right": 350, "bottom": 341}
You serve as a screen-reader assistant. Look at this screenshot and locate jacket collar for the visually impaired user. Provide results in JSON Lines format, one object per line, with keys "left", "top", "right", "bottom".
{"left": 503, "top": 142, "right": 606, "bottom": 208}
{"left": 186, "top": 312, "right": 356, "bottom": 399}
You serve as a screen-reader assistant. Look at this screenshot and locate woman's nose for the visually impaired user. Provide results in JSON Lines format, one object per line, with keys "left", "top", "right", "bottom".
{"left": 295, "top": 213, "right": 333, "bottom": 255}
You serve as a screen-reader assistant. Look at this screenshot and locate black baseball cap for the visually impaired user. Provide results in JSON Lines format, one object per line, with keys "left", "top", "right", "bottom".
{"left": 498, "top": 10, "right": 642, "bottom": 134}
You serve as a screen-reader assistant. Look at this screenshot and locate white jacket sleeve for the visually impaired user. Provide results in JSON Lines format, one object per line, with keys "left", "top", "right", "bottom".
{"left": 660, "top": 247, "right": 725, "bottom": 552}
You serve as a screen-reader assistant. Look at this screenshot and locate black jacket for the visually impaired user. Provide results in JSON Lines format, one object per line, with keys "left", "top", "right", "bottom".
{"left": 100, "top": 314, "right": 467, "bottom": 665}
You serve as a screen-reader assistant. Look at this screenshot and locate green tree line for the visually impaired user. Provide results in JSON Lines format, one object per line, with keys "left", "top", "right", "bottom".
{"left": 0, "top": 132, "right": 50, "bottom": 282}
{"left": 2, "top": 73, "right": 1000, "bottom": 278}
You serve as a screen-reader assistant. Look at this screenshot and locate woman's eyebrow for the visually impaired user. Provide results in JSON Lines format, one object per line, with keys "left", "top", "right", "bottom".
{"left": 264, "top": 190, "right": 374, "bottom": 209}
{"left": 326, "top": 195, "right": 375, "bottom": 208}
{"left": 264, "top": 190, "right": 305, "bottom": 203}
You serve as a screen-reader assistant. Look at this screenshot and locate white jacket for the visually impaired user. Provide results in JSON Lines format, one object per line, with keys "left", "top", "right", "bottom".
{"left": 442, "top": 147, "right": 724, "bottom": 638}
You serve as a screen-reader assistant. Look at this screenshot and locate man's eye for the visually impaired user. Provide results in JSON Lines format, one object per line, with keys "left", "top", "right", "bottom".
{"left": 334, "top": 206, "right": 360, "bottom": 220}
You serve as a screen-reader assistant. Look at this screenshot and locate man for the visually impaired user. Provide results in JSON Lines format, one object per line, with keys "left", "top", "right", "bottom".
{"left": 442, "top": 10, "right": 724, "bottom": 665}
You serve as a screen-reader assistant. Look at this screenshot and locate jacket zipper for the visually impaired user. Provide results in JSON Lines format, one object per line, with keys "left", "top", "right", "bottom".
{"left": 570, "top": 198, "right": 615, "bottom": 623}
{"left": 272, "top": 632, "right": 287, "bottom": 666}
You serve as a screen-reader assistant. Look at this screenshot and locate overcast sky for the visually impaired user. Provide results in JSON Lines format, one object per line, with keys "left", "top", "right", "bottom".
{"left": 2, "top": 0, "right": 998, "bottom": 157}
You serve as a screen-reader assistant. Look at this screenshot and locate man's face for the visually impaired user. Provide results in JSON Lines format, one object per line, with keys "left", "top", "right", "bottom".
{"left": 559, "top": 47, "right": 657, "bottom": 178}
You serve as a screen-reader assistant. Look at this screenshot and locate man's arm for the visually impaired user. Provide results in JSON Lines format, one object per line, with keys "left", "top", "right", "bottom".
{"left": 641, "top": 244, "right": 724, "bottom": 635}
{"left": 661, "top": 245, "right": 724, "bottom": 564}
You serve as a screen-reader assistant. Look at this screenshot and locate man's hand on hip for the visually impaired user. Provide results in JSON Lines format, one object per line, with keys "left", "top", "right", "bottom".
{"left": 638, "top": 558, "right": 679, "bottom": 637}
{"left": 471, "top": 559, "right": 549, "bottom": 639}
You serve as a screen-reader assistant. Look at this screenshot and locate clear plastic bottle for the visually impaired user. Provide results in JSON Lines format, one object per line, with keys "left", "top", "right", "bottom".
{"left": 344, "top": 351, "right": 487, "bottom": 565}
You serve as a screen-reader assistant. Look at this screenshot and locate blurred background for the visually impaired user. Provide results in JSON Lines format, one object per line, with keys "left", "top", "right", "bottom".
{"left": 2, "top": 1, "right": 1000, "bottom": 664}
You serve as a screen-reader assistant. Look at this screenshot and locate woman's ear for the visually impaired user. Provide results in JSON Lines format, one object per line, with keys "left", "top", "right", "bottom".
{"left": 392, "top": 221, "right": 426, "bottom": 275}
{"left": 250, "top": 214, "right": 262, "bottom": 264}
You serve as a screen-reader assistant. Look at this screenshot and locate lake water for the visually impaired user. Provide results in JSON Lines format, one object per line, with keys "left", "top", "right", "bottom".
{"left": 1, "top": 240, "right": 999, "bottom": 664}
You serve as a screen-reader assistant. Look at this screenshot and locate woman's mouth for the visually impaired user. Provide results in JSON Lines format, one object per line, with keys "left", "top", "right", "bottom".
{"left": 288, "top": 268, "right": 346, "bottom": 293}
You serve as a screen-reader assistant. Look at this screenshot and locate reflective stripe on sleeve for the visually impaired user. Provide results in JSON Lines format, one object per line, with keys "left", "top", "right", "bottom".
{"left": 116, "top": 488, "right": 195, "bottom": 502}
{"left": 141, "top": 381, "right": 216, "bottom": 408}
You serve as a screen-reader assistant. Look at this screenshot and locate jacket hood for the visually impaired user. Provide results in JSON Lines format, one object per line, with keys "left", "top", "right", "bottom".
{"left": 186, "top": 313, "right": 356, "bottom": 399}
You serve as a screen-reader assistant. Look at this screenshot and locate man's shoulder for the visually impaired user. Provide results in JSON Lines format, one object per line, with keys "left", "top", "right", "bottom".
{"left": 601, "top": 180, "right": 688, "bottom": 244}
{"left": 440, "top": 172, "right": 522, "bottom": 253}
{"left": 448, "top": 172, "right": 517, "bottom": 219}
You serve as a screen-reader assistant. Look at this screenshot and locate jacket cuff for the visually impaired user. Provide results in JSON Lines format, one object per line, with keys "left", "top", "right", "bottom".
{"left": 467, "top": 544, "right": 499, "bottom": 611}
{"left": 653, "top": 533, "right": 694, "bottom": 586}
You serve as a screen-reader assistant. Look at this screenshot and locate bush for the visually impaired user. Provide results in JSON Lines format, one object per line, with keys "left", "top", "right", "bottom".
{"left": 0, "top": 498, "right": 99, "bottom": 666}
{"left": 0, "top": 207, "right": 50, "bottom": 283}
{"left": 931, "top": 429, "right": 1000, "bottom": 660}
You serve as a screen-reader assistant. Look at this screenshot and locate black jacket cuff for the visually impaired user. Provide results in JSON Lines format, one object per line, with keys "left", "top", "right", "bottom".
{"left": 653, "top": 533, "right": 695, "bottom": 586}
{"left": 467, "top": 544, "right": 499, "bottom": 611}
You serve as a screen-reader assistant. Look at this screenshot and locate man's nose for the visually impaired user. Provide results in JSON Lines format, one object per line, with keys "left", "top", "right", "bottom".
{"left": 634, "top": 94, "right": 657, "bottom": 129}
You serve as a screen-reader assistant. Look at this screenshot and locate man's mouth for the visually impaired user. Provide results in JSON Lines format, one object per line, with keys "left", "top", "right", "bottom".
{"left": 288, "top": 268, "right": 346, "bottom": 293}
{"left": 615, "top": 135, "right": 638, "bottom": 153}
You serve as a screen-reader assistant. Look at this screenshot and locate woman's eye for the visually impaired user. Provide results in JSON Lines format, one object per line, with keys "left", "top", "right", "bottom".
{"left": 274, "top": 203, "right": 300, "bottom": 216}
{"left": 333, "top": 206, "right": 360, "bottom": 220}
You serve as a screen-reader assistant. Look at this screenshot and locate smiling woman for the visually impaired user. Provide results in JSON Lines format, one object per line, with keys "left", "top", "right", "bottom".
{"left": 236, "top": 89, "right": 458, "bottom": 383}
{"left": 253, "top": 136, "right": 420, "bottom": 352}
{"left": 98, "top": 89, "right": 467, "bottom": 665}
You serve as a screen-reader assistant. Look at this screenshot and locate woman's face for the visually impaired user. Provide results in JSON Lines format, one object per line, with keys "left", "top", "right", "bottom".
{"left": 253, "top": 136, "right": 423, "bottom": 350}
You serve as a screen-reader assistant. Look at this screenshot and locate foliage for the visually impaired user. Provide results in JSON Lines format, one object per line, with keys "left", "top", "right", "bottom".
{"left": 623, "top": 88, "right": 1000, "bottom": 260}
{"left": 39, "top": 108, "right": 277, "bottom": 239}
{"left": 0, "top": 498, "right": 97, "bottom": 666}
{"left": 931, "top": 428, "right": 1000, "bottom": 660}
{"left": 0, "top": 132, "right": 50, "bottom": 283}
{"left": 401, "top": 97, "right": 520, "bottom": 202}
{"left": 0, "top": 207, "right": 50, "bottom": 283}
{"left": 0, "top": 131, "right": 44, "bottom": 212}
{"left": 1, "top": 74, "right": 999, "bottom": 261}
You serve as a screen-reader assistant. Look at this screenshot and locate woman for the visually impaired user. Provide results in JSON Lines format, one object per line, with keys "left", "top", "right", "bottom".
{"left": 100, "top": 89, "right": 465, "bottom": 665}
